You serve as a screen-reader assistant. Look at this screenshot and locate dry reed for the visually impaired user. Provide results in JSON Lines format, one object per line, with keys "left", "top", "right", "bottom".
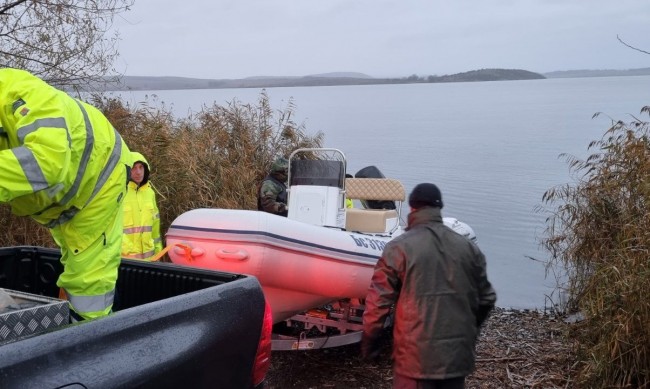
{"left": 541, "top": 106, "right": 650, "bottom": 387}
{"left": 98, "top": 90, "right": 323, "bottom": 238}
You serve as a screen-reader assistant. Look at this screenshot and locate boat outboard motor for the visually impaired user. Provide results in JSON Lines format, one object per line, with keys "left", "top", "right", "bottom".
{"left": 443, "top": 217, "right": 478, "bottom": 243}
{"left": 354, "top": 166, "right": 396, "bottom": 210}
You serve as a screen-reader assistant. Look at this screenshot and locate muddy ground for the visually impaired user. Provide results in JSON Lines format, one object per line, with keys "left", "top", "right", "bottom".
{"left": 266, "top": 307, "right": 575, "bottom": 388}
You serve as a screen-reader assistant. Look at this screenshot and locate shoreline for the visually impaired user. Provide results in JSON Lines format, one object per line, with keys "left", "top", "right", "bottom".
{"left": 266, "top": 307, "right": 575, "bottom": 388}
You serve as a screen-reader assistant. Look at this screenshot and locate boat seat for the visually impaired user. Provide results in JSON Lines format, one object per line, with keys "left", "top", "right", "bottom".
{"left": 343, "top": 178, "right": 404, "bottom": 233}
{"left": 345, "top": 178, "right": 405, "bottom": 201}
{"left": 345, "top": 208, "right": 399, "bottom": 233}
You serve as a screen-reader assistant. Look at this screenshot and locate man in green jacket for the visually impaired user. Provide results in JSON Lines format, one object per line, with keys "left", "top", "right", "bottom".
{"left": 362, "top": 183, "right": 497, "bottom": 389}
{"left": 0, "top": 68, "right": 131, "bottom": 321}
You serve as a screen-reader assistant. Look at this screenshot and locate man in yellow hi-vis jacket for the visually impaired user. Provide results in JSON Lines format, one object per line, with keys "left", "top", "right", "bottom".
{"left": 121, "top": 151, "right": 163, "bottom": 261}
{"left": 0, "top": 68, "right": 132, "bottom": 321}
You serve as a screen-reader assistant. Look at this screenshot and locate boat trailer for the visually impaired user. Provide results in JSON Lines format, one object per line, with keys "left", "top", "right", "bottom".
{"left": 271, "top": 299, "right": 392, "bottom": 350}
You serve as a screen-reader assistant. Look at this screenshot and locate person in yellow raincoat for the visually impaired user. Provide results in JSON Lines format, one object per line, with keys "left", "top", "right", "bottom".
{"left": 0, "top": 68, "right": 131, "bottom": 321}
{"left": 121, "top": 151, "right": 163, "bottom": 261}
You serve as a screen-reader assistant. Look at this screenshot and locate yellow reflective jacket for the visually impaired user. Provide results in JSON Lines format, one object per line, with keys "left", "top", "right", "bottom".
{"left": 1, "top": 68, "right": 132, "bottom": 320}
{"left": 0, "top": 68, "right": 131, "bottom": 252}
{"left": 121, "top": 152, "right": 162, "bottom": 260}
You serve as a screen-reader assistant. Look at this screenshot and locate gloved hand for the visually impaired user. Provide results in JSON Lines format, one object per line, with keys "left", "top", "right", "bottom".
{"left": 476, "top": 304, "right": 493, "bottom": 327}
{"left": 277, "top": 203, "right": 287, "bottom": 213}
{"left": 360, "top": 333, "right": 382, "bottom": 362}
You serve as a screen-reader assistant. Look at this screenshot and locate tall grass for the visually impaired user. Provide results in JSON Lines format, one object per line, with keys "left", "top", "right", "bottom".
{"left": 0, "top": 207, "right": 51, "bottom": 246}
{"left": 541, "top": 107, "right": 650, "bottom": 387}
{"left": 0, "top": 91, "right": 323, "bottom": 249}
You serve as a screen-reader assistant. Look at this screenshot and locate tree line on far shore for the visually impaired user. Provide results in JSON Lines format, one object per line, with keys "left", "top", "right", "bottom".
{"left": 94, "top": 68, "right": 545, "bottom": 92}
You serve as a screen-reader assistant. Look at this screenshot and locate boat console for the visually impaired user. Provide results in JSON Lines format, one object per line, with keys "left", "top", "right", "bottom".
{"left": 286, "top": 148, "right": 407, "bottom": 235}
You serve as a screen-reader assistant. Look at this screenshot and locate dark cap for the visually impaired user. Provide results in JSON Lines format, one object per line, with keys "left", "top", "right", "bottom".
{"left": 409, "top": 183, "right": 443, "bottom": 209}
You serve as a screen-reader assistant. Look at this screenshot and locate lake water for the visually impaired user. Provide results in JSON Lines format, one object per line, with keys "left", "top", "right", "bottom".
{"left": 113, "top": 76, "right": 650, "bottom": 310}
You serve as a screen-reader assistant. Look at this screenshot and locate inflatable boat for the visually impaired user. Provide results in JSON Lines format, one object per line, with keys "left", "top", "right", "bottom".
{"left": 166, "top": 148, "right": 475, "bottom": 348}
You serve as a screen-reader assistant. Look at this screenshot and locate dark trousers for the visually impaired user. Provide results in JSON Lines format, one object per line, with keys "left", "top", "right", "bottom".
{"left": 393, "top": 373, "right": 465, "bottom": 389}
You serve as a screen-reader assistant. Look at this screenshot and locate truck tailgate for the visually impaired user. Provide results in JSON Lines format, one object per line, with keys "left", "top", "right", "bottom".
{"left": 0, "top": 246, "right": 267, "bottom": 389}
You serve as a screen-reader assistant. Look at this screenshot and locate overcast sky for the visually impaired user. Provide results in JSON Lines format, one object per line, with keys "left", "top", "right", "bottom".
{"left": 111, "top": 0, "right": 650, "bottom": 79}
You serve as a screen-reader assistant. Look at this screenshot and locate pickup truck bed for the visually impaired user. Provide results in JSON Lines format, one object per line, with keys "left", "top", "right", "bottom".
{"left": 0, "top": 246, "right": 271, "bottom": 389}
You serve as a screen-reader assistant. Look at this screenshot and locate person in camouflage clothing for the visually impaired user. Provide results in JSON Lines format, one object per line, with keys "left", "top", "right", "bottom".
{"left": 258, "top": 157, "right": 289, "bottom": 217}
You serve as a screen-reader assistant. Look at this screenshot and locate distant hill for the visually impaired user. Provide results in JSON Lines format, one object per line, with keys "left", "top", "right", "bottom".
{"left": 306, "top": 72, "right": 373, "bottom": 79}
{"left": 99, "top": 74, "right": 382, "bottom": 91}
{"left": 102, "top": 75, "right": 222, "bottom": 91}
{"left": 97, "top": 68, "right": 545, "bottom": 92}
{"left": 243, "top": 72, "right": 372, "bottom": 80}
{"left": 434, "top": 68, "right": 544, "bottom": 82}
{"left": 544, "top": 67, "right": 650, "bottom": 78}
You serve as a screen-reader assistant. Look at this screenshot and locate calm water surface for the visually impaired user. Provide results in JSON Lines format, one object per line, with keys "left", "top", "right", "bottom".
{"left": 114, "top": 76, "right": 650, "bottom": 309}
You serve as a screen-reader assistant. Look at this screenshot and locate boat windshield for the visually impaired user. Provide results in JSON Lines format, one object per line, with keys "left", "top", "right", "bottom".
{"left": 289, "top": 159, "right": 344, "bottom": 188}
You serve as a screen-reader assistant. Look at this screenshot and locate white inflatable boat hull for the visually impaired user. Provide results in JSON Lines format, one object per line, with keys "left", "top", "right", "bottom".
{"left": 166, "top": 208, "right": 475, "bottom": 323}
{"left": 166, "top": 208, "right": 397, "bottom": 322}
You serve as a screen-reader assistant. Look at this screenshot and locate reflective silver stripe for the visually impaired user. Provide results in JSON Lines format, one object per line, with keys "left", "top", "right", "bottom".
{"left": 15, "top": 116, "right": 69, "bottom": 198}
{"left": 153, "top": 237, "right": 161, "bottom": 243}
{"left": 46, "top": 129, "right": 123, "bottom": 229}
{"left": 86, "top": 128, "right": 122, "bottom": 205}
{"left": 17, "top": 117, "right": 70, "bottom": 146}
{"left": 124, "top": 250, "right": 155, "bottom": 259}
{"left": 25, "top": 103, "right": 92, "bottom": 212}
{"left": 65, "top": 288, "right": 115, "bottom": 313}
{"left": 12, "top": 99, "right": 26, "bottom": 113}
{"left": 57, "top": 100, "right": 94, "bottom": 206}
{"left": 12, "top": 146, "right": 49, "bottom": 192}
{"left": 123, "top": 226, "right": 153, "bottom": 234}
